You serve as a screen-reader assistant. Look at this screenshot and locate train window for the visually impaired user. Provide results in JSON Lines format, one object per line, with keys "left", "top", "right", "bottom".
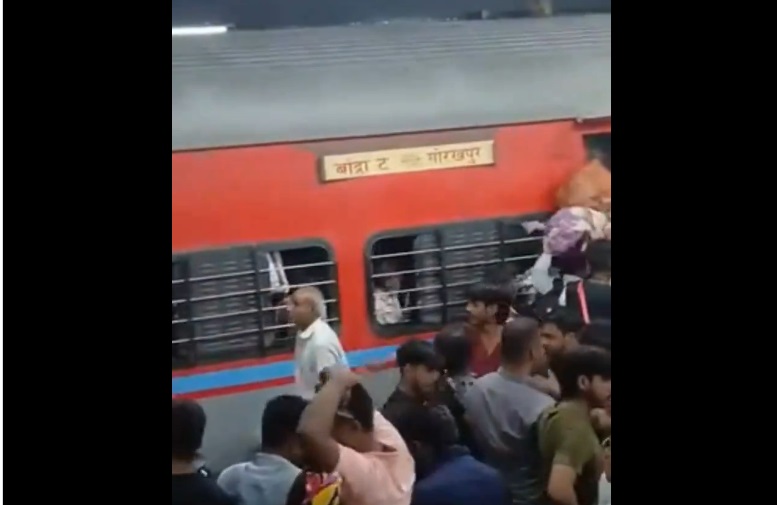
{"left": 367, "top": 214, "right": 548, "bottom": 336}
{"left": 584, "top": 133, "right": 611, "bottom": 171}
{"left": 172, "top": 242, "right": 339, "bottom": 369}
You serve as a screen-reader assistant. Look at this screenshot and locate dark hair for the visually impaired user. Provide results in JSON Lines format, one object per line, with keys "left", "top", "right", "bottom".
{"left": 262, "top": 395, "right": 309, "bottom": 450}
{"left": 466, "top": 282, "right": 513, "bottom": 325}
{"left": 540, "top": 307, "right": 585, "bottom": 335}
{"left": 172, "top": 398, "right": 207, "bottom": 461}
{"left": 434, "top": 323, "right": 472, "bottom": 376}
{"left": 374, "top": 261, "right": 399, "bottom": 290}
{"left": 393, "top": 404, "right": 459, "bottom": 453}
{"left": 396, "top": 339, "right": 444, "bottom": 373}
{"left": 501, "top": 317, "right": 540, "bottom": 363}
{"left": 342, "top": 383, "right": 375, "bottom": 431}
{"left": 579, "top": 322, "right": 611, "bottom": 352}
{"left": 586, "top": 239, "right": 611, "bottom": 275}
{"left": 556, "top": 346, "right": 612, "bottom": 400}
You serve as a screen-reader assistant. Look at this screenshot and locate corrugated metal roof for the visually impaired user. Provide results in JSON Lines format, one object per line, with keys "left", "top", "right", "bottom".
{"left": 172, "top": 14, "right": 611, "bottom": 151}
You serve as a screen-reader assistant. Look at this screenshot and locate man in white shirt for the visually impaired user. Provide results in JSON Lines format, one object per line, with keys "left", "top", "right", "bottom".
{"left": 288, "top": 286, "right": 348, "bottom": 399}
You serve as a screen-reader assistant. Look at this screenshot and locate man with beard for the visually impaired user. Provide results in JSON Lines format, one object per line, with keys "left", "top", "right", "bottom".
{"left": 382, "top": 339, "right": 444, "bottom": 428}
{"left": 463, "top": 317, "right": 555, "bottom": 505}
{"left": 539, "top": 309, "right": 610, "bottom": 437}
{"left": 538, "top": 346, "right": 611, "bottom": 505}
{"left": 465, "top": 281, "right": 514, "bottom": 377}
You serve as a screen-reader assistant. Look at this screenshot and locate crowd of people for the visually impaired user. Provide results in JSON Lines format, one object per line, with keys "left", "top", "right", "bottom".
{"left": 173, "top": 239, "right": 611, "bottom": 505}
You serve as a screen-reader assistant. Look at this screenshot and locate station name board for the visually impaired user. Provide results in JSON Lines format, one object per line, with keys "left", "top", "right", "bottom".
{"left": 320, "top": 140, "right": 495, "bottom": 182}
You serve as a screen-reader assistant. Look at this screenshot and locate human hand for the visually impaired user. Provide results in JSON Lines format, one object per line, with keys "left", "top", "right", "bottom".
{"left": 320, "top": 366, "right": 360, "bottom": 389}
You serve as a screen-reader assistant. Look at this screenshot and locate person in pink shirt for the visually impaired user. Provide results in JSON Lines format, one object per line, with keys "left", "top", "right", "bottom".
{"left": 298, "top": 367, "right": 415, "bottom": 505}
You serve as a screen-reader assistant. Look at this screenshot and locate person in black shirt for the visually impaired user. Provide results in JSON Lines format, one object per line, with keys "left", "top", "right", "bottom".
{"left": 172, "top": 398, "right": 235, "bottom": 505}
{"left": 433, "top": 323, "right": 480, "bottom": 456}
{"left": 565, "top": 239, "right": 611, "bottom": 325}
{"left": 381, "top": 339, "right": 444, "bottom": 426}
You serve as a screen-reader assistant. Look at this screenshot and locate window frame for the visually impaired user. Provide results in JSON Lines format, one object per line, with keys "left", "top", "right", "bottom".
{"left": 364, "top": 212, "right": 550, "bottom": 338}
{"left": 172, "top": 238, "right": 339, "bottom": 370}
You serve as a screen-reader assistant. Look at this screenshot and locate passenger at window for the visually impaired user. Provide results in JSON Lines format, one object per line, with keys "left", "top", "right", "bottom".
{"left": 298, "top": 367, "right": 415, "bottom": 505}
{"left": 289, "top": 287, "right": 348, "bottom": 399}
{"left": 373, "top": 262, "right": 404, "bottom": 325}
{"left": 465, "top": 282, "right": 514, "bottom": 377}
{"left": 172, "top": 399, "right": 236, "bottom": 505}
{"left": 382, "top": 340, "right": 444, "bottom": 428}
{"left": 218, "top": 395, "right": 342, "bottom": 505}
{"left": 393, "top": 404, "right": 510, "bottom": 505}
{"left": 537, "top": 347, "right": 610, "bottom": 505}
{"left": 462, "top": 318, "right": 555, "bottom": 505}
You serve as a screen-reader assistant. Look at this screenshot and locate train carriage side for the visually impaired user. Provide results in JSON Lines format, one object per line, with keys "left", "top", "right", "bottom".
{"left": 172, "top": 14, "right": 611, "bottom": 470}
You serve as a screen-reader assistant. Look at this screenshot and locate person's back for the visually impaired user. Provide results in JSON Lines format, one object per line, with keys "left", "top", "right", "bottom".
{"left": 463, "top": 319, "right": 555, "bottom": 505}
{"left": 218, "top": 395, "right": 335, "bottom": 505}
{"left": 412, "top": 449, "right": 509, "bottom": 505}
{"left": 298, "top": 368, "right": 414, "bottom": 505}
{"left": 564, "top": 239, "right": 610, "bottom": 325}
{"left": 172, "top": 399, "right": 236, "bottom": 505}
{"left": 173, "top": 473, "right": 236, "bottom": 505}
{"left": 393, "top": 404, "right": 509, "bottom": 505}
{"left": 218, "top": 454, "right": 301, "bottom": 505}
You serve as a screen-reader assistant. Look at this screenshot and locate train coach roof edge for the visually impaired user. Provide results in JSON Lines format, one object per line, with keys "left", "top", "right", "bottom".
{"left": 172, "top": 14, "right": 611, "bottom": 152}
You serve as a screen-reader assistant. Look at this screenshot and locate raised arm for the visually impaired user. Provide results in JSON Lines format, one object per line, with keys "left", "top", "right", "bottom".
{"left": 297, "top": 368, "right": 359, "bottom": 472}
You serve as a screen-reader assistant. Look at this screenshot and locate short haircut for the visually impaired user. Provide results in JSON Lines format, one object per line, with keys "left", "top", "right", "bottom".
{"left": 340, "top": 383, "right": 375, "bottom": 431}
{"left": 262, "top": 395, "right": 309, "bottom": 450}
{"left": 433, "top": 323, "right": 472, "bottom": 376}
{"left": 374, "top": 261, "right": 400, "bottom": 290}
{"left": 294, "top": 286, "right": 328, "bottom": 319}
{"left": 466, "top": 281, "right": 514, "bottom": 324}
{"left": 579, "top": 322, "right": 611, "bottom": 352}
{"left": 172, "top": 398, "right": 207, "bottom": 461}
{"left": 556, "top": 346, "right": 612, "bottom": 400}
{"left": 396, "top": 339, "right": 444, "bottom": 373}
{"left": 392, "top": 404, "right": 459, "bottom": 453}
{"left": 540, "top": 307, "right": 585, "bottom": 335}
{"left": 501, "top": 317, "right": 540, "bottom": 363}
{"left": 586, "top": 239, "right": 611, "bottom": 274}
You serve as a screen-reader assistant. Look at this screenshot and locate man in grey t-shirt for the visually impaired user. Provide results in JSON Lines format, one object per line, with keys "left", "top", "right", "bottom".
{"left": 463, "top": 318, "right": 554, "bottom": 505}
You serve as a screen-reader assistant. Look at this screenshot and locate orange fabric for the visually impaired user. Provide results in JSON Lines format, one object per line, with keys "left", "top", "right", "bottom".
{"left": 556, "top": 159, "right": 611, "bottom": 212}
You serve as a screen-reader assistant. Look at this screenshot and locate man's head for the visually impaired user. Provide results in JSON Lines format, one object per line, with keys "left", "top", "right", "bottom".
{"left": 501, "top": 317, "right": 547, "bottom": 374}
{"left": 586, "top": 239, "right": 611, "bottom": 277}
{"left": 375, "top": 261, "right": 402, "bottom": 292}
{"left": 433, "top": 323, "right": 472, "bottom": 376}
{"left": 261, "top": 395, "right": 309, "bottom": 467}
{"left": 556, "top": 346, "right": 611, "bottom": 410}
{"left": 287, "top": 286, "right": 326, "bottom": 329}
{"left": 465, "top": 282, "right": 513, "bottom": 327}
{"left": 396, "top": 339, "right": 444, "bottom": 397}
{"left": 540, "top": 308, "right": 585, "bottom": 365}
{"left": 579, "top": 321, "right": 611, "bottom": 353}
{"left": 172, "top": 398, "right": 207, "bottom": 463}
{"left": 330, "top": 383, "right": 377, "bottom": 453}
{"left": 393, "top": 404, "right": 459, "bottom": 479}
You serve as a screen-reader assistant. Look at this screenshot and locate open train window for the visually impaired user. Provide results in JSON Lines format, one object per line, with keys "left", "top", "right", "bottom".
{"left": 172, "top": 241, "right": 339, "bottom": 369}
{"left": 584, "top": 133, "right": 611, "bottom": 171}
{"left": 366, "top": 214, "right": 549, "bottom": 337}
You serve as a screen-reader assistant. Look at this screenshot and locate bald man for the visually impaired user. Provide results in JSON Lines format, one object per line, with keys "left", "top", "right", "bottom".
{"left": 462, "top": 317, "right": 555, "bottom": 505}
{"left": 287, "top": 287, "right": 348, "bottom": 399}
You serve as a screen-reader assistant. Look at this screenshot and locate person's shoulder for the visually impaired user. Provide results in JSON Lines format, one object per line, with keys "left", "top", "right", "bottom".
{"left": 174, "top": 473, "right": 237, "bottom": 505}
